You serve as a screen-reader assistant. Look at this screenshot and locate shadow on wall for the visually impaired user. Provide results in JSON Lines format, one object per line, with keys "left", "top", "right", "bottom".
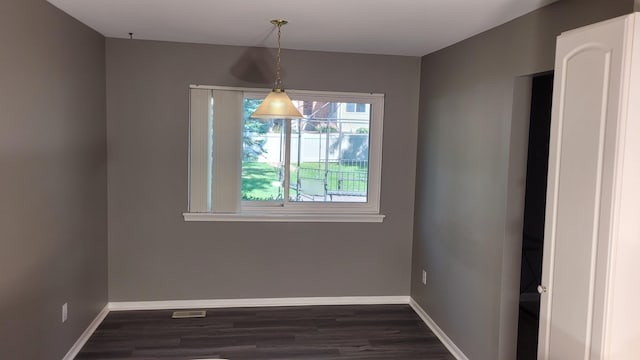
{"left": 230, "top": 46, "right": 286, "bottom": 85}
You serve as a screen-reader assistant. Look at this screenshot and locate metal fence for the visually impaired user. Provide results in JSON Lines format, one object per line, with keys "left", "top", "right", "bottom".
{"left": 293, "top": 160, "right": 368, "bottom": 202}
{"left": 247, "top": 120, "right": 370, "bottom": 202}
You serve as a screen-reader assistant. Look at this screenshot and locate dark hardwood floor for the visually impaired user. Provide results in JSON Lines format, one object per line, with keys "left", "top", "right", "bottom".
{"left": 76, "top": 304, "right": 455, "bottom": 360}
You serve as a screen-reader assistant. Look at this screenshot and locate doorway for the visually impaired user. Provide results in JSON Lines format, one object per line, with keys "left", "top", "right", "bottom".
{"left": 516, "top": 73, "right": 553, "bottom": 360}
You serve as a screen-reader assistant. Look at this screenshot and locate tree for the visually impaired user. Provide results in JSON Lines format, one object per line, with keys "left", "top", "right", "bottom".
{"left": 242, "top": 99, "right": 271, "bottom": 160}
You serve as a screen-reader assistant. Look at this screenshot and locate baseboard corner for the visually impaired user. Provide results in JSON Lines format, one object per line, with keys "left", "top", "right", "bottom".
{"left": 409, "top": 297, "right": 470, "bottom": 360}
{"left": 62, "top": 304, "right": 109, "bottom": 360}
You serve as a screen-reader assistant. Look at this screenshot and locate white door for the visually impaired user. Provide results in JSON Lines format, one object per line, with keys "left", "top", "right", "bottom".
{"left": 537, "top": 16, "right": 631, "bottom": 360}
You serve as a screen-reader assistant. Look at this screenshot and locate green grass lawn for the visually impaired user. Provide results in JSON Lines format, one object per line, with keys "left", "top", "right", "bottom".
{"left": 241, "top": 161, "right": 368, "bottom": 201}
{"left": 241, "top": 162, "right": 283, "bottom": 201}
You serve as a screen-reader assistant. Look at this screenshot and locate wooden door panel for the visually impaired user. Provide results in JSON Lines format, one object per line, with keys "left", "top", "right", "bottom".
{"left": 539, "top": 16, "right": 629, "bottom": 360}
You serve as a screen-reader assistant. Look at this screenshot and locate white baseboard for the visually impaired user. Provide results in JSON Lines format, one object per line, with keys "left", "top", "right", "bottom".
{"left": 108, "top": 296, "right": 410, "bottom": 311}
{"left": 409, "top": 298, "right": 470, "bottom": 360}
{"left": 62, "top": 304, "right": 109, "bottom": 360}
{"left": 63, "top": 296, "right": 466, "bottom": 360}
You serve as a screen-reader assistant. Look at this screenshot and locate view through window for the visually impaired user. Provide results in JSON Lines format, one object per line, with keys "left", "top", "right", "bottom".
{"left": 241, "top": 99, "right": 371, "bottom": 204}
{"left": 186, "top": 86, "right": 383, "bottom": 218}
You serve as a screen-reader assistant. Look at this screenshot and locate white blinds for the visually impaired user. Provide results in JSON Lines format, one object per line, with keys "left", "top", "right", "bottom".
{"left": 189, "top": 89, "right": 212, "bottom": 212}
{"left": 189, "top": 88, "right": 242, "bottom": 213}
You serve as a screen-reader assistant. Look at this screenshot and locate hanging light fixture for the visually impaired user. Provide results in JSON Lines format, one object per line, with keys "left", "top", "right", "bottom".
{"left": 251, "top": 19, "right": 303, "bottom": 119}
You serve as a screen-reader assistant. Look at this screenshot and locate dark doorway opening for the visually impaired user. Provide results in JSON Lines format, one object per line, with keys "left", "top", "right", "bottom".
{"left": 516, "top": 73, "right": 553, "bottom": 360}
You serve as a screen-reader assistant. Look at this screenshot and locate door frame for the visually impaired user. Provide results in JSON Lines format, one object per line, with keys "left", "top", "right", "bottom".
{"left": 499, "top": 72, "right": 552, "bottom": 360}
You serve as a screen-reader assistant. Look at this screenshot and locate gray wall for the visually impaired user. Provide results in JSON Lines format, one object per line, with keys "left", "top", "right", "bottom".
{"left": 411, "top": 0, "right": 634, "bottom": 359}
{"left": 106, "top": 39, "right": 421, "bottom": 301}
{"left": 0, "top": 0, "right": 107, "bottom": 359}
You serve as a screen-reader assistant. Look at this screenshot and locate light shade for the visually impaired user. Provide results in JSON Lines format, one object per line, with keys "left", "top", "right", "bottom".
{"left": 251, "top": 89, "right": 303, "bottom": 119}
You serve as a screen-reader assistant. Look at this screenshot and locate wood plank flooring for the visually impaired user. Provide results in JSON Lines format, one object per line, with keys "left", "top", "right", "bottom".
{"left": 76, "top": 304, "right": 455, "bottom": 360}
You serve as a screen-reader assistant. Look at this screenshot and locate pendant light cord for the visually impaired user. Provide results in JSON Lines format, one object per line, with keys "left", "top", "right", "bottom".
{"left": 275, "top": 22, "right": 283, "bottom": 90}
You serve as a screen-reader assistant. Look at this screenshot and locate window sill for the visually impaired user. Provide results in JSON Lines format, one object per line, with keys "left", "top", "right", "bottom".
{"left": 182, "top": 212, "right": 385, "bottom": 223}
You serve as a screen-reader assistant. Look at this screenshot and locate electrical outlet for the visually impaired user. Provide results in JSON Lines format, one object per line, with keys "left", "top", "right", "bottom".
{"left": 422, "top": 270, "right": 427, "bottom": 285}
{"left": 62, "top": 303, "right": 68, "bottom": 323}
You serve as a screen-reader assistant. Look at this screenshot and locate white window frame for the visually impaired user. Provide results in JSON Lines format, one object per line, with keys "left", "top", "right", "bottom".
{"left": 183, "top": 85, "right": 385, "bottom": 223}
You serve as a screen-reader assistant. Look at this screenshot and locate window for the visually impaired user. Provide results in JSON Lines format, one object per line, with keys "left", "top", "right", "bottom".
{"left": 184, "top": 86, "right": 384, "bottom": 222}
{"left": 346, "top": 102, "right": 367, "bottom": 113}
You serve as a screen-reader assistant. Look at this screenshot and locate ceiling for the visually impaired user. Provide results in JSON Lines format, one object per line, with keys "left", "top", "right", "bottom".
{"left": 48, "top": 0, "right": 557, "bottom": 57}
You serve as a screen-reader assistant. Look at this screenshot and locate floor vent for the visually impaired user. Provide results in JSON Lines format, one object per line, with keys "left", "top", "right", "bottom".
{"left": 171, "top": 310, "right": 207, "bottom": 319}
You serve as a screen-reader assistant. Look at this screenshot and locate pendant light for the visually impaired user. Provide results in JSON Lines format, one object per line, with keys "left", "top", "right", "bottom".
{"left": 251, "top": 19, "right": 303, "bottom": 119}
